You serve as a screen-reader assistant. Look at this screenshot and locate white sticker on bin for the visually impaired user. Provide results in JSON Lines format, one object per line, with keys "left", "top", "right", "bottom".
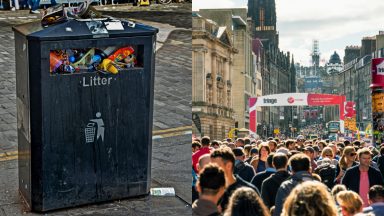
{"left": 104, "top": 22, "right": 124, "bottom": 30}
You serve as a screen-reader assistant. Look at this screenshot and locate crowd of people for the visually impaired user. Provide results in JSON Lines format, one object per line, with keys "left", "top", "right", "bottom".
{"left": 192, "top": 135, "right": 384, "bottom": 216}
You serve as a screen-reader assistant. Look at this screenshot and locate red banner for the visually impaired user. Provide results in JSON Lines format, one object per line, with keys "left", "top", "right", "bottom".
{"left": 307, "top": 94, "right": 343, "bottom": 106}
{"left": 249, "top": 98, "right": 257, "bottom": 134}
{"left": 371, "top": 58, "right": 384, "bottom": 88}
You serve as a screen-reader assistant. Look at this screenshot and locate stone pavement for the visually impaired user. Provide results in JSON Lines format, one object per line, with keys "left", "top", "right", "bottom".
{"left": 0, "top": 4, "right": 192, "bottom": 215}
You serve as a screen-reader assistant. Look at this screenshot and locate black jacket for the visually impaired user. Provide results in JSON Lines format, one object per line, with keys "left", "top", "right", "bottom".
{"left": 251, "top": 169, "right": 276, "bottom": 192}
{"left": 341, "top": 165, "right": 384, "bottom": 193}
{"left": 234, "top": 161, "right": 255, "bottom": 183}
{"left": 261, "top": 170, "right": 290, "bottom": 208}
{"left": 219, "top": 174, "right": 260, "bottom": 212}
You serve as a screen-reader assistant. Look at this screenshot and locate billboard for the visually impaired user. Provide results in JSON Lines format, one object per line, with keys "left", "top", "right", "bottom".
{"left": 371, "top": 58, "right": 384, "bottom": 88}
{"left": 249, "top": 93, "right": 346, "bottom": 135}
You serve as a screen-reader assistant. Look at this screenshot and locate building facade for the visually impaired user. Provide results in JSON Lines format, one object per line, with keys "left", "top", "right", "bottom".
{"left": 197, "top": 9, "right": 262, "bottom": 131}
{"left": 338, "top": 32, "right": 384, "bottom": 131}
{"left": 248, "top": 0, "right": 296, "bottom": 136}
{"left": 192, "top": 14, "right": 236, "bottom": 140}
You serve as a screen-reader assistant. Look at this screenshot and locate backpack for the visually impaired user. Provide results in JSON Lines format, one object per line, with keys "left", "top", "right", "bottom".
{"left": 315, "top": 163, "right": 336, "bottom": 189}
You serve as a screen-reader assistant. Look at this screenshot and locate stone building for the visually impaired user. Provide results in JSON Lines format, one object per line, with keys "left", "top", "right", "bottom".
{"left": 338, "top": 32, "right": 384, "bottom": 131}
{"left": 248, "top": 0, "right": 296, "bottom": 135}
{"left": 192, "top": 13, "right": 236, "bottom": 140}
{"left": 197, "top": 8, "right": 263, "bottom": 131}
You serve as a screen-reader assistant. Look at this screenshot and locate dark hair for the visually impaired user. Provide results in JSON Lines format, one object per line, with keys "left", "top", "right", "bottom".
{"left": 353, "top": 140, "right": 361, "bottom": 147}
{"left": 274, "top": 138, "right": 280, "bottom": 143}
{"left": 201, "top": 136, "right": 211, "bottom": 146}
{"left": 211, "top": 148, "right": 235, "bottom": 168}
{"left": 285, "top": 139, "right": 295, "bottom": 148}
{"left": 258, "top": 144, "right": 271, "bottom": 158}
{"left": 344, "top": 140, "right": 351, "bottom": 146}
{"left": 273, "top": 153, "right": 288, "bottom": 170}
{"left": 380, "top": 146, "right": 384, "bottom": 155}
{"left": 289, "top": 153, "right": 310, "bottom": 172}
{"left": 267, "top": 153, "right": 275, "bottom": 167}
{"left": 244, "top": 138, "right": 251, "bottom": 145}
{"left": 336, "top": 142, "right": 345, "bottom": 149}
{"left": 199, "top": 164, "right": 226, "bottom": 195}
{"left": 192, "top": 141, "right": 201, "bottom": 149}
{"left": 211, "top": 140, "right": 220, "bottom": 147}
{"left": 269, "top": 140, "right": 277, "bottom": 147}
{"left": 369, "top": 185, "right": 384, "bottom": 202}
{"left": 236, "top": 138, "right": 245, "bottom": 145}
{"left": 224, "top": 187, "right": 270, "bottom": 216}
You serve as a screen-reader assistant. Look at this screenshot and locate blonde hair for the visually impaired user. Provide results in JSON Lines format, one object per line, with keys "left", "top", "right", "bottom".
{"left": 339, "top": 146, "right": 355, "bottom": 170}
{"left": 282, "top": 181, "right": 337, "bottom": 216}
{"left": 336, "top": 190, "right": 363, "bottom": 215}
{"left": 321, "top": 147, "right": 334, "bottom": 158}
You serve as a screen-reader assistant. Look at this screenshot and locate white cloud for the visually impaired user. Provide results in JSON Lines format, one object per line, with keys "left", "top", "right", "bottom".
{"left": 193, "top": 0, "right": 384, "bottom": 66}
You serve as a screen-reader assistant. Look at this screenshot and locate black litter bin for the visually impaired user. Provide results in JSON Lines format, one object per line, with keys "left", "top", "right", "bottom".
{"left": 13, "top": 19, "right": 158, "bottom": 212}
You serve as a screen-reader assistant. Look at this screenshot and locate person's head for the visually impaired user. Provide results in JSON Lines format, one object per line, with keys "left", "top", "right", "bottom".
{"left": 327, "top": 144, "right": 337, "bottom": 157}
{"left": 321, "top": 147, "right": 334, "bottom": 160}
{"left": 368, "top": 185, "right": 384, "bottom": 204}
{"left": 228, "top": 143, "right": 236, "bottom": 150}
{"left": 250, "top": 148, "right": 258, "bottom": 157}
{"left": 211, "top": 140, "right": 220, "bottom": 149}
{"left": 339, "top": 146, "right": 357, "bottom": 169}
{"left": 343, "top": 140, "right": 351, "bottom": 146}
{"left": 282, "top": 181, "right": 337, "bottom": 216}
{"left": 273, "top": 153, "right": 288, "bottom": 170}
{"left": 223, "top": 187, "right": 270, "bottom": 216}
{"left": 201, "top": 136, "right": 211, "bottom": 147}
{"left": 289, "top": 153, "right": 310, "bottom": 173}
{"left": 236, "top": 138, "right": 245, "bottom": 147}
{"left": 331, "top": 184, "right": 347, "bottom": 203}
{"left": 232, "top": 147, "right": 245, "bottom": 161}
{"left": 244, "top": 138, "right": 251, "bottom": 145}
{"left": 358, "top": 148, "right": 372, "bottom": 168}
{"left": 244, "top": 144, "right": 252, "bottom": 157}
{"left": 192, "top": 141, "right": 201, "bottom": 153}
{"left": 352, "top": 140, "right": 361, "bottom": 148}
{"left": 266, "top": 153, "right": 275, "bottom": 168}
{"left": 317, "top": 141, "right": 327, "bottom": 150}
{"left": 196, "top": 163, "right": 226, "bottom": 202}
{"left": 259, "top": 144, "right": 271, "bottom": 159}
{"left": 303, "top": 146, "right": 315, "bottom": 160}
{"left": 197, "top": 154, "right": 211, "bottom": 173}
{"left": 312, "top": 145, "right": 320, "bottom": 158}
{"left": 297, "top": 135, "right": 305, "bottom": 144}
{"left": 336, "top": 191, "right": 363, "bottom": 216}
{"left": 210, "top": 147, "right": 236, "bottom": 177}
{"left": 285, "top": 139, "right": 296, "bottom": 150}
{"left": 268, "top": 140, "right": 277, "bottom": 152}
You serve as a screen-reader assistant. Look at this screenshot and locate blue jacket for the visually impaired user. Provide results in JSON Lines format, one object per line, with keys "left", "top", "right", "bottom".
{"left": 341, "top": 165, "right": 384, "bottom": 194}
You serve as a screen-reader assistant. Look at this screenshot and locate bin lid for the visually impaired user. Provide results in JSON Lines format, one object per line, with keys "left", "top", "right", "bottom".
{"left": 12, "top": 18, "right": 158, "bottom": 41}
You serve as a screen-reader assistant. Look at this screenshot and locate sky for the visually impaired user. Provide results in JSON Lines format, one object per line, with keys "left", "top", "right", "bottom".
{"left": 193, "top": 0, "right": 384, "bottom": 66}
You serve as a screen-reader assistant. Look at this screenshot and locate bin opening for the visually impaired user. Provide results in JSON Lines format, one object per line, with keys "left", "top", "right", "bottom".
{"left": 50, "top": 45, "right": 144, "bottom": 74}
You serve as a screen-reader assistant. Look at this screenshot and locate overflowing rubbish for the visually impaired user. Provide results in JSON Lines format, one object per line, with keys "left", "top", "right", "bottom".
{"left": 50, "top": 46, "right": 139, "bottom": 74}
{"left": 42, "top": 0, "right": 103, "bottom": 26}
